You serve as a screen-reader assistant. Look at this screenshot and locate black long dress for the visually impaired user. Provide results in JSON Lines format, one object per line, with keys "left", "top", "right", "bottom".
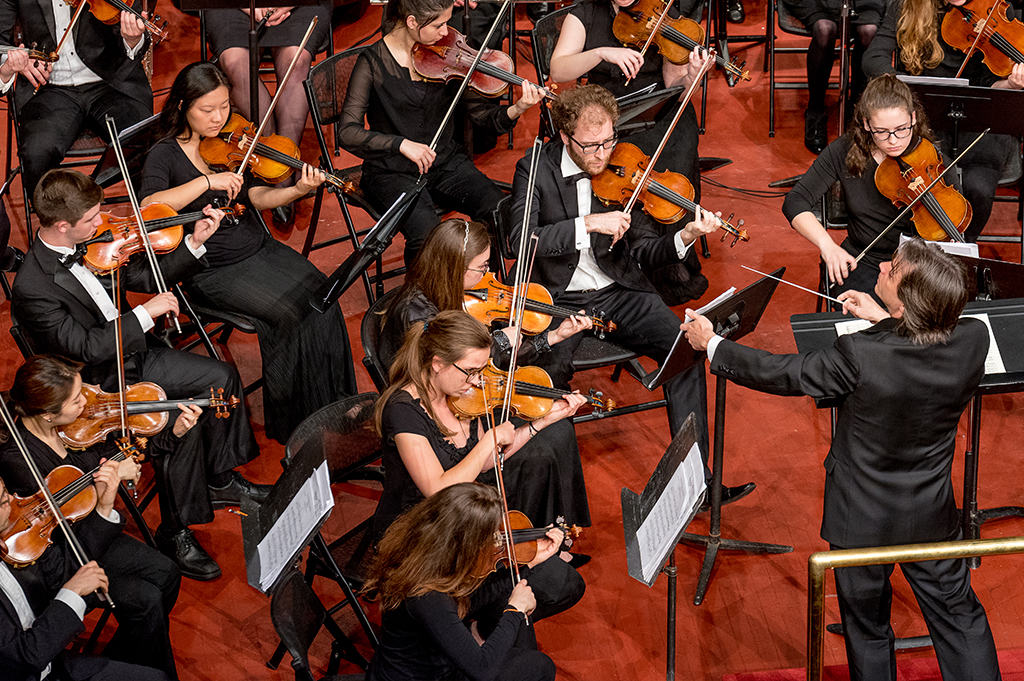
{"left": 140, "top": 137, "right": 358, "bottom": 443}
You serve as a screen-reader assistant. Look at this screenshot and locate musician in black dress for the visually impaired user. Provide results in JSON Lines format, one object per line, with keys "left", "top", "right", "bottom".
{"left": 863, "top": 0, "right": 1024, "bottom": 241}
{"left": 365, "top": 482, "right": 584, "bottom": 681}
{"left": 372, "top": 311, "right": 590, "bottom": 543}
{"left": 549, "top": 0, "right": 711, "bottom": 305}
{"left": 204, "top": 1, "right": 333, "bottom": 225}
{"left": 140, "top": 62, "right": 357, "bottom": 445}
{"left": 338, "top": 0, "right": 544, "bottom": 267}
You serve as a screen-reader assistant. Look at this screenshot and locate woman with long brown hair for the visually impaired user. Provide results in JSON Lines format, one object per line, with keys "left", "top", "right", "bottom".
{"left": 365, "top": 482, "right": 583, "bottom": 681}
{"left": 372, "top": 311, "right": 590, "bottom": 550}
{"left": 783, "top": 74, "right": 959, "bottom": 302}
{"left": 862, "top": 0, "right": 1023, "bottom": 241}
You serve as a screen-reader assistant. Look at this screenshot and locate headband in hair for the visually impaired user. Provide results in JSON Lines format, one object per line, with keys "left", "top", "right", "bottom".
{"left": 462, "top": 220, "right": 470, "bottom": 255}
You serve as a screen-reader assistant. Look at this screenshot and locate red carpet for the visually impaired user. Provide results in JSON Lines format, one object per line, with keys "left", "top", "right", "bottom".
{"left": 723, "top": 648, "right": 1024, "bottom": 680}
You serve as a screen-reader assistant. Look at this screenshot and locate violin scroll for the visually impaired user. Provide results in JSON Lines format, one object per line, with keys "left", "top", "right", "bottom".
{"left": 719, "top": 214, "right": 749, "bottom": 247}
{"left": 210, "top": 388, "right": 240, "bottom": 418}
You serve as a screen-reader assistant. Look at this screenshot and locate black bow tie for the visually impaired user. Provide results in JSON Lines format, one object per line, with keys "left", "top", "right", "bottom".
{"left": 60, "top": 244, "right": 88, "bottom": 269}
{"left": 563, "top": 171, "right": 590, "bottom": 186}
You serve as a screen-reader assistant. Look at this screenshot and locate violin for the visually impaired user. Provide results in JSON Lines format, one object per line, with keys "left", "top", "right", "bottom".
{"left": 942, "top": 0, "right": 1024, "bottom": 79}
{"left": 0, "top": 44, "right": 58, "bottom": 64}
{"left": 200, "top": 113, "right": 354, "bottom": 188}
{"left": 464, "top": 273, "right": 616, "bottom": 339}
{"left": 612, "top": 0, "right": 750, "bottom": 82}
{"left": 874, "top": 137, "right": 971, "bottom": 242}
{"left": 448, "top": 362, "right": 614, "bottom": 421}
{"left": 83, "top": 202, "right": 245, "bottom": 275}
{"left": 63, "top": 0, "right": 169, "bottom": 44}
{"left": 592, "top": 142, "right": 750, "bottom": 245}
{"left": 412, "top": 27, "right": 556, "bottom": 99}
{"left": 474, "top": 510, "right": 582, "bottom": 577}
{"left": 58, "top": 382, "right": 239, "bottom": 450}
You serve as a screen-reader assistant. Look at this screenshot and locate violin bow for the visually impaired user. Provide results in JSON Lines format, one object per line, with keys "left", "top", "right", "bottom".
{"left": 234, "top": 16, "right": 319, "bottom": 176}
{"left": 104, "top": 116, "right": 180, "bottom": 334}
{"left": 110, "top": 269, "right": 142, "bottom": 497}
{"left": 953, "top": 0, "right": 1000, "bottom": 79}
{"left": 624, "top": 0, "right": 673, "bottom": 87}
{"left": 0, "top": 394, "right": 113, "bottom": 605}
{"left": 611, "top": 53, "right": 715, "bottom": 251}
{"left": 426, "top": 0, "right": 512, "bottom": 156}
{"left": 854, "top": 129, "right": 989, "bottom": 263}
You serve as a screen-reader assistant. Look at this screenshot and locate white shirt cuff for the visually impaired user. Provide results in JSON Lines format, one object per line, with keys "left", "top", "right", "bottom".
{"left": 133, "top": 306, "right": 155, "bottom": 333}
{"left": 574, "top": 217, "right": 588, "bottom": 250}
{"left": 54, "top": 589, "right": 87, "bottom": 620}
{"left": 0, "top": 58, "right": 14, "bottom": 94}
{"left": 124, "top": 37, "right": 144, "bottom": 60}
{"left": 674, "top": 230, "right": 695, "bottom": 260}
{"left": 706, "top": 334, "right": 724, "bottom": 364}
{"left": 185, "top": 234, "right": 207, "bottom": 258}
{"left": 98, "top": 508, "right": 121, "bottom": 524}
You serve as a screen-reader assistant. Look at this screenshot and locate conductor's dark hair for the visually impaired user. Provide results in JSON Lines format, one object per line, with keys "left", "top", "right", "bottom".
{"left": 158, "top": 62, "right": 232, "bottom": 142}
{"left": 33, "top": 170, "right": 104, "bottom": 229}
{"left": 893, "top": 239, "right": 968, "bottom": 344}
{"left": 551, "top": 84, "right": 619, "bottom": 137}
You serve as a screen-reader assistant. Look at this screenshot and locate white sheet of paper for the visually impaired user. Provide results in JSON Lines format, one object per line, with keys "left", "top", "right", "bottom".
{"left": 898, "top": 233, "right": 978, "bottom": 259}
{"left": 635, "top": 443, "right": 706, "bottom": 582}
{"left": 257, "top": 461, "right": 334, "bottom": 591}
{"left": 684, "top": 287, "right": 737, "bottom": 323}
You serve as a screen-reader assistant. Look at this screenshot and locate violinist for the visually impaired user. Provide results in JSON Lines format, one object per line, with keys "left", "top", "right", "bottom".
{"left": 372, "top": 311, "right": 590, "bottom": 558}
{"left": 680, "top": 239, "right": 1001, "bottom": 681}
{"left": 140, "top": 62, "right": 358, "bottom": 445}
{"left": 863, "top": 0, "right": 1024, "bottom": 241}
{"left": 204, "top": 1, "right": 333, "bottom": 226}
{"left": 337, "top": 0, "right": 544, "bottom": 267}
{"left": 0, "top": 0, "right": 152, "bottom": 196}
{"left": 511, "top": 84, "right": 755, "bottom": 508}
{"left": 785, "top": 74, "right": 951, "bottom": 302}
{"left": 0, "top": 475, "right": 170, "bottom": 681}
{"left": 0, "top": 355, "right": 189, "bottom": 679}
{"left": 364, "top": 482, "right": 583, "bottom": 681}
{"left": 548, "top": 0, "right": 710, "bottom": 304}
{"left": 12, "top": 169, "right": 270, "bottom": 582}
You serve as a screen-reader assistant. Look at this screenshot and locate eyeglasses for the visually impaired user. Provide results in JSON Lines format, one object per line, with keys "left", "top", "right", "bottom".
{"left": 452, "top": 363, "right": 486, "bottom": 380}
{"left": 466, "top": 266, "right": 488, "bottom": 276}
{"left": 869, "top": 123, "right": 914, "bottom": 142}
{"left": 568, "top": 133, "right": 618, "bottom": 155}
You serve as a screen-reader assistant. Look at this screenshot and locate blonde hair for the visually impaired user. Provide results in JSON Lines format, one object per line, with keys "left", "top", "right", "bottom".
{"left": 895, "top": 0, "right": 945, "bottom": 75}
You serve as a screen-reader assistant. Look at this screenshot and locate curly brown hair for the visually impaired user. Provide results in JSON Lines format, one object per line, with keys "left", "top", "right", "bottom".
{"left": 895, "top": 0, "right": 945, "bottom": 75}
{"left": 550, "top": 84, "right": 619, "bottom": 137}
{"left": 845, "top": 74, "right": 935, "bottom": 177}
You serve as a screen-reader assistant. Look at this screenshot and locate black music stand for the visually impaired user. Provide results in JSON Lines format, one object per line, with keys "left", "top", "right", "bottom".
{"left": 180, "top": 0, "right": 321, "bottom": 125}
{"left": 92, "top": 114, "right": 160, "bottom": 189}
{"left": 623, "top": 414, "right": 706, "bottom": 681}
{"left": 645, "top": 269, "right": 794, "bottom": 604}
{"left": 955, "top": 253, "right": 1024, "bottom": 301}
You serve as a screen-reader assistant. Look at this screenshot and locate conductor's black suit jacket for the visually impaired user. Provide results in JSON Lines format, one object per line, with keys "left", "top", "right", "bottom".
{"left": 711, "top": 317, "right": 988, "bottom": 548}
{"left": 510, "top": 141, "right": 689, "bottom": 296}
{"left": 0, "top": 0, "right": 152, "bottom": 113}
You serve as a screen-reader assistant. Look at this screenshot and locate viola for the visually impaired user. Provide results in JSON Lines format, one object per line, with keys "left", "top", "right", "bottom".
{"left": 63, "top": 0, "right": 168, "bottom": 44}
{"left": 464, "top": 273, "right": 617, "bottom": 338}
{"left": 874, "top": 137, "right": 971, "bottom": 243}
{"left": 83, "top": 202, "right": 245, "bottom": 275}
{"left": 200, "top": 113, "right": 355, "bottom": 188}
{"left": 0, "top": 44, "right": 59, "bottom": 64}
{"left": 474, "top": 510, "right": 583, "bottom": 577}
{"left": 942, "top": 0, "right": 1024, "bottom": 79}
{"left": 592, "top": 142, "right": 750, "bottom": 245}
{"left": 58, "top": 382, "right": 239, "bottom": 450}
{"left": 448, "top": 362, "right": 614, "bottom": 421}
{"left": 612, "top": 0, "right": 749, "bottom": 82}
{"left": 411, "top": 28, "right": 556, "bottom": 99}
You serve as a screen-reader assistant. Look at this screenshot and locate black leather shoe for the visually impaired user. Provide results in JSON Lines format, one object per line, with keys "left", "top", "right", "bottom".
{"left": 568, "top": 553, "right": 592, "bottom": 569}
{"left": 804, "top": 109, "right": 828, "bottom": 154}
{"left": 208, "top": 471, "right": 273, "bottom": 509}
{"left": 271, "top": 204, "right": 294, "bottom": 227}
{"left": 698, "top": 482, "right": 756, "bottom": 513}
{"left": 726, "top": 0, "right": 745, "bottom": 23}
{"left": 156, "top": 528, "right": 221, "bottom": 581}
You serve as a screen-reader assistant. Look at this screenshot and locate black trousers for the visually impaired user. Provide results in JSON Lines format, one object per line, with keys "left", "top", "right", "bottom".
{"left": 60, "top": 655, "right": 168, "bottom": 681}
{"left": 537, "top": 284, "right": 711, "bottom": 472}
{"left": 831, "top": 540, "right": 1001, "bottom": 681}
{"left": 17, "top": 81, "right": 151, "bottom": 197}
{"left": 938, "top": 132, "right": 1015, "bottom": 243}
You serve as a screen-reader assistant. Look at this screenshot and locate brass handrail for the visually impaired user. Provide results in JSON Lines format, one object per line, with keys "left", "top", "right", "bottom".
{"left": 807, "top": 536, "right": 1024, "bottom": 680}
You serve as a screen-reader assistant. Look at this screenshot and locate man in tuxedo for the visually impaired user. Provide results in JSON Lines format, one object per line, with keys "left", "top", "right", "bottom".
{"left": 0, "top": 0, "right": 153, "bottom": 196}
{"left": 510, "top": 83, "right": 753, "bottom": 506}
{"left": 0, "top": 470, "right": 169, "bottom": 681}
{"left": 682, "top": 239, "right": 1001, "bottom": 681}
{"left": 12, "top": 169, "right": 269, "bottom": 582}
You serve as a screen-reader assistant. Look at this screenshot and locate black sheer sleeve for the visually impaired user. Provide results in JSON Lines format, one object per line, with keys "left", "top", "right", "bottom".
{"left": 338, "top": 49, "right": 406, "bottom": 161}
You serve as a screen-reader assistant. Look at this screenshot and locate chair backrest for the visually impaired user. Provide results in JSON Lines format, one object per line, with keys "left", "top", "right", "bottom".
{"left": 284, "top": 393, "right": 381, "bottom": 483}
{"left": 775, "top": 0, "right": 812, "bottom": 36}
{"left": 360, "top": 288, "right": 402, "bottom": 392}
{"left": 270, "top": 569, "right": 324, "bottom": 681}
{"left": 531, "top": 4, "right": 577, "bottom": 84}
{"left": 491, "top": 194, "right": 516, "bottom": 263}
{"left": 305, "top": 45, "right": 368, "bottom": 172}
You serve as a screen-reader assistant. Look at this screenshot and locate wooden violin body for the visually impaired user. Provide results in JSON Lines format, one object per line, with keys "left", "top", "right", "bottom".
{"left": 63, "top": 0, "right": 169, "bottom": 44}
{"left": 942, "top": 0, "right": 1024, "bottom": 78}
{"left": 874, "top": 138, "right": 971, "bottom": 242}
{"left": 200, "top": 113, "right": 301, "bottom": 184}
{"left": 474, "top": 510, "right": 583, "bottom": 577}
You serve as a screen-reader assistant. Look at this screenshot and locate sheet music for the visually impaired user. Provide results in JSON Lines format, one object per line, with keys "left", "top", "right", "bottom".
{"left": 257, "top": 461, "right": 334, "bottom": 591}
{"left": 899, "top": 233, "right": 978, "bottom": 259}
{"left": 636, "top": 443, "right": 706, "bottom": 582}
{"left": 684, "top": 287, "right": 737, "bottom": 323}
{"left": 835, "top": 313, "right": 1004, "bottom": 374}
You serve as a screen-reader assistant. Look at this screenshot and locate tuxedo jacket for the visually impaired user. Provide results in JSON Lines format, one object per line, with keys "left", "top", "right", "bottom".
{"left": 711, "top": 317, "right": 988, "bottom": 548}
{"left": 0, "top": 512, "right": 122, "bottom": 681}
{"left": 0, "top": 0, "right": 152, "bottom": 112}
{"left": 12, "top": 238, "right": 205, "bottom": 387}
{"left": 509, "top": 141, "right": 689, "bottom": 297}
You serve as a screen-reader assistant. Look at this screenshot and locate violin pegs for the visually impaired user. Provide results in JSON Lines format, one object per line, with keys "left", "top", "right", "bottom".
{"left": 737, "top": 218, "right": 745, "bottom": 227}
